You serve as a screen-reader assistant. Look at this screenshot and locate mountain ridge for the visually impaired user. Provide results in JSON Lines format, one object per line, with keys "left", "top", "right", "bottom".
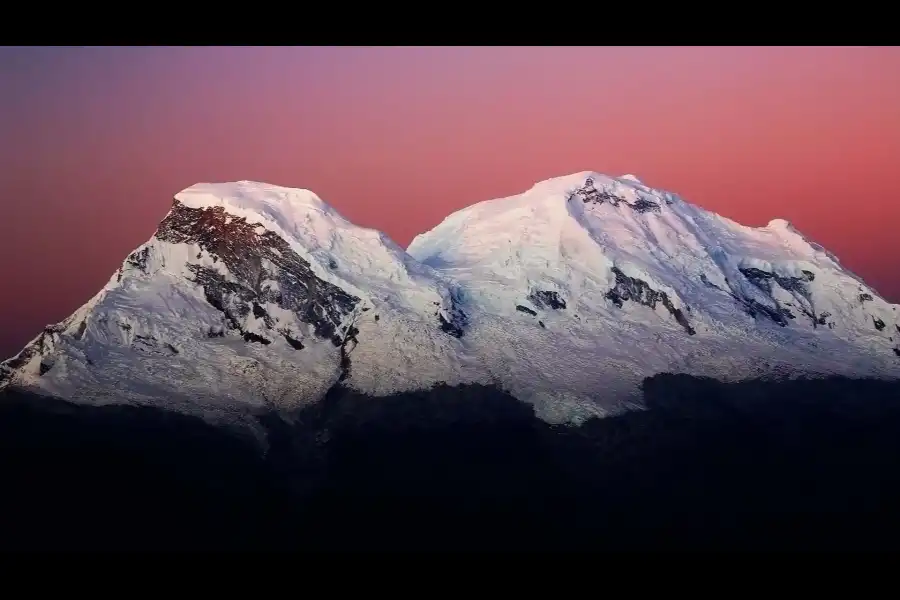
{"left": 3, "top": 171, "right": 898, "bottom": 426}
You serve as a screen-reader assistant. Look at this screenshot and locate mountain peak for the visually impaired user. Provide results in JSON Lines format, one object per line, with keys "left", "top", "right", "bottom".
{"left": 529, "top": 171, "right": 617, "bottom": 194}
{"left": 766, "top": 218, "right": 792, "bottom": 230}
{"left": 5, "top": 172, "right": 900, "bottom": 429}
{"left": 167, "top": 181, "right": 442, "bottom": 312}
{"left": 169, "top": 181, "right": 384, "bottom": 276}
{"left": 529, "top": 171, "right": 647, "bottom": 192}
{"left": 174, "top": 181, "right": 332, "bottom": 232}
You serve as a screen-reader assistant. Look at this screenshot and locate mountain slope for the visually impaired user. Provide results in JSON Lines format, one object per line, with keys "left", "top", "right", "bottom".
{"left": 0, "top": 182, "right": 486, "bottom": 422}
{"left": 2, "top": 173, "right": 898, "bottom": 425}
{"left": 408, "top": 172, "right": 900, "bottom": 420}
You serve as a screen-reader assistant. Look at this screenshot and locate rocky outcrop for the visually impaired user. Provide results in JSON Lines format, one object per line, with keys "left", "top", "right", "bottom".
{"left": 528, "top": 290, "right": 566, "bottom": 310}
{"left": 606, "top": 267, "right": 695, "bottom": 335}
{"left": 629, "top": 197, "right": 662, "bottom": 214}
{"left": 157, "top": 202, "right": 360, "bottom": 348}
{"left": 569, "top": 177, "right": 660, "bottom": 213}
{"left": 124, "top": 247, "right": 150, "bottom": 274}
{"left": 436, "top": 289, "right": 468, "bottom": 338}
{"left": 0, "top": 325, "right": 65, "bottom": 384}
{"left": 737, "top": 267, "right": 818, "bottom": 327}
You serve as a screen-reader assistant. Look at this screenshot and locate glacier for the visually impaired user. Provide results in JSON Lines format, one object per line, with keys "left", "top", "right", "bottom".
{"left": 2, "top": 172, "right": 898, "bottom": 426}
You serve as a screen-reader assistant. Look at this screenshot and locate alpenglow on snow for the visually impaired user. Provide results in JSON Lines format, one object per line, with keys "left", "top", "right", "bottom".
{"left": 2, "top": 172, "right": 898, "bottom": 425}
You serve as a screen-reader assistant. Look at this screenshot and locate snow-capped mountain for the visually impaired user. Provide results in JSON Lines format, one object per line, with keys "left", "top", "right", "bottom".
{"left": 3, "top": 173, "right": 899, "bottom": 425}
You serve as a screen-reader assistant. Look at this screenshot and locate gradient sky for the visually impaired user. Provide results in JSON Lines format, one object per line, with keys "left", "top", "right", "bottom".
{"left": 2, "top": 46, "right": 899, "bottom": 359}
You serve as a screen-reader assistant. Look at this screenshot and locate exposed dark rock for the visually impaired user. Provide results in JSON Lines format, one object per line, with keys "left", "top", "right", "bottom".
{"left": 128, "top": 334, "right": 181, "bottom": 357}
{"left": 628, "top": 198, "right": 661, "bottom": 214}
{"left": 538, "top": 321, "right": 545, "bottom": 328}
{"left": 438, "top": 289, "right": 468, "bottom": 338}
{"left": 283, "top": 334, "right": 305, "bottom": 350}
{"left": 568, "top": 178, "right": 660, "bottom": 213}
{"left": 894, "top": 348, "right": 900, "bottom": 357}
{"left": 242, "top": 332, "right": 271, "bottom": 345}
{"left": 797, "top": 306, "right": 818, "bottom": 326}
{"left": 155, "top": 202, "right": 361, "bottom": 347}
{"left": 738, "top": 268, "right": 770, "bottom": 286}
{"left": 605, "top": 267, "right": 695, "bottom": 335}
{"left": 740, "top": 267, "right": 812, "bottom": 296}
{"left": 738, "top": 267, "right": 817, "bottom": 327}
{"left": 337, "top": 325, "right": 360, "bottom": 382}
{"left": 252, "top": 302, "right": 269, "bottom": 320}
{"left": 699, "top": 273, "right": 727, "bottom": 294}
{"left": 1, "top": 329, "right": 59, "bottom": 384}
{"left": 189, "top": 266, "right": 252, "bottom": 332}
{"left": 125, "top": 247, "right": 150, "bottom": 273}
{"left": 874, "top": 317, "right": 886, "bottom": 331}
{"left": 740, "top": 299, "right": 789, "bottom": 327}
{"left": 859, "top": 293, "right": 874, "bottom": 303}
{"left": 529, "top": 290, "right": 566, "bottom": 310}
{"left": 439, "top": 315, "right": 464, "bottom": 338}
{"left": 569, "top": 178, "right": 625, "bottom": 207}
{"left": 516, "top": 305, "right": 537, "bottom": 316}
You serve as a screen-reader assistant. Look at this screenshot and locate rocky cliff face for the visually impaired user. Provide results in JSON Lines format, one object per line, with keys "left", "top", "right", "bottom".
{"left": 155, "top": 202, "right": 362, "bottom": 349}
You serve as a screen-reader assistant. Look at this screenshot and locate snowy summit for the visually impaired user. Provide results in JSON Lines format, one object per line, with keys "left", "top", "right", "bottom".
{"left": 2, "top": 172, "right": 899, "bottom": 425}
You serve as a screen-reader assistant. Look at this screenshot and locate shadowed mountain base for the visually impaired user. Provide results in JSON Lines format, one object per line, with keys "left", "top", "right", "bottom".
{"left": 3, "top": 375, "right": 900, "bottom": 551}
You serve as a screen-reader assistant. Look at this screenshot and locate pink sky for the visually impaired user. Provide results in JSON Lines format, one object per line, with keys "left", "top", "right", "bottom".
{"left": 1, "top": 46, "right": 899, "bottom": 358}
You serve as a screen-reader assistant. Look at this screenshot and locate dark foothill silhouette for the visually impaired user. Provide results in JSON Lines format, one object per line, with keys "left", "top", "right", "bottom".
{"left": 2, "top": 374, "right": 900, "bottom": 551}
